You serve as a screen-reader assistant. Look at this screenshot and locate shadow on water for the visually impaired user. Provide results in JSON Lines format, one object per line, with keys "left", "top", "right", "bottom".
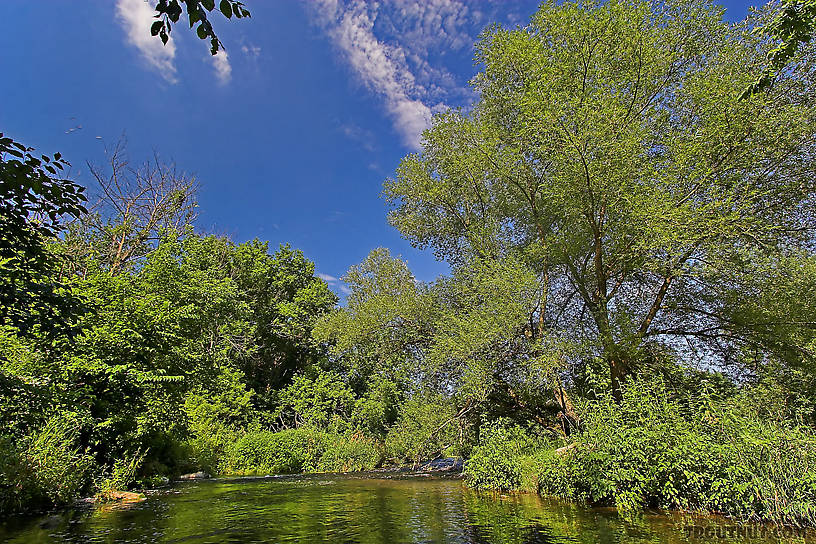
{"left": 0, "top": 474, "right": 811, "bottom": 543}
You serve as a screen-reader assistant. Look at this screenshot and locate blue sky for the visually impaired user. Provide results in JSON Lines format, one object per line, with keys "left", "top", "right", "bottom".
{"left": 1, "top": 0, "right": 757, "bottom": 296}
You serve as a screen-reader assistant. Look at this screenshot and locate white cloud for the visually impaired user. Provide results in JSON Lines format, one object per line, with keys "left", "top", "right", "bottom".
{"left": 210, "top": 50, "right": 232, "bottom": 84}
{"left": 334, "top": 2, "right": 431, "bottom": 148}
{"left": 241, "top": 44, "right": 262, "bottom": 58}
{"left": 379, "top": 0, "right": 478, "bottom": 52}
{"left": 307, "top": 0, "right": 485, "bottom": 150}
{"left": 116, "top": 0, "right": 178, "bottom": 83}
{"left": 317, "top": 272, "right": 352, "bottom": 296}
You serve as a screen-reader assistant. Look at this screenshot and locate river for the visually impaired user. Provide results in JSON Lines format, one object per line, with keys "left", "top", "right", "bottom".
{"left": 0, "top": 473, "right": 808, "bottom": 543}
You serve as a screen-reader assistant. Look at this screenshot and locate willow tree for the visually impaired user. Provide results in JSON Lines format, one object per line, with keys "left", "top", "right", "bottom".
{"left": 313, "top": 248, "right": 437, "bottom": 390}
{"left": 385, "top": 0, "right": 816, "bottom": 397}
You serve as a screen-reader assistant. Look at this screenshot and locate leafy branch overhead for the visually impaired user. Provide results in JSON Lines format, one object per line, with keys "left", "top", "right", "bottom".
{"left": 743, "top": 0, "right": 816, "bottom": 97}
{"left": 150, "top": 0, "right": 250, "bottom": 55}
{"left": 0, "top": 134, "right": 87, "bottom": 337}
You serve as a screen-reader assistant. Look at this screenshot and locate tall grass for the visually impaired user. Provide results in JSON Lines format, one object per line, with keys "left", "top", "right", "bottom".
{"left": 0, "top": 414, "right": 95, "bottom": 512}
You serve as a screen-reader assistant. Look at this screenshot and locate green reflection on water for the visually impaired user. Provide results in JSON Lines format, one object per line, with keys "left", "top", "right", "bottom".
{"left": 0, "top": 474, "right": 810, "bottom": 544}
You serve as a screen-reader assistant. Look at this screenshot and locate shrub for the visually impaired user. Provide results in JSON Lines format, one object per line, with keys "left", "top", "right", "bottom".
{"left": 228, "top": 427, "right": 381, "bottom": 475}
{"left": 230, "top": 428, "right": 326, "bottom": 474}
{"left": 465, "top": 422, "right": 533, "bottom": 491}
{"left": 532, "top": 378, "right": 816, "bottom": 525}
{"left": 98, "top": 449, "right": 147, "bottom": 496}
{"left": 465, "top": 420, "right": 559, "bottom": 492}
{"left": 462, "top": 378, "right": 816, "bottom": 526}
{"left": 181, "top": 369, "right": 255, "bottom": 474}
{"left": 318, "top": 433, "right": 382, "bottom": 472}
{"left": 385, "top": 394, "right": 472, "bottom": 464}
{"left": 715, "top": 397, "right": 816, "bottom": 524}
{"left": 0, "top": 414, "right": 95, "bottom": 513}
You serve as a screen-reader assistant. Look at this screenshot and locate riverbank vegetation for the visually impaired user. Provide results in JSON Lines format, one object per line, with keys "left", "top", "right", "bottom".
{"left": 3, "top": 0, "right": 816, "bottom": 527}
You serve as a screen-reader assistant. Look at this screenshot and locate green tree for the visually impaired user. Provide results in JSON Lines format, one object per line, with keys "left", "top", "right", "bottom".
{"left": 229, "top": 241, "right": 338, "bottom": 405}
{"left": 313, "top": 248, "right": 436, "bottom": 392}
{"left": 385, "top": 0, "right": 816, "bottom": 397}
{"left": 0, "top": 134, "right": 86, "bottom": 337}
{"left": 15, "top": 230, "right": 334, "bottom": 466}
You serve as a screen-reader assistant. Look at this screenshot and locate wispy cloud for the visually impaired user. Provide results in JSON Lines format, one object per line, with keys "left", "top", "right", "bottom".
{"left": 241, "top": 43, "right": 262, "bottom": 58}
{"left": 377, "top": 0, "right": 480, "bottom": 54}
{"left": 308, "top": 0, "right": 481, "bottom": 150}
{"left": 317, "top": 272, "right": 352, "bottom": 296}
{"left": 116, "top": 0, "right": 178, "bottom": 83}
{"left": 210, "top": 50, "right": 232, "bottom": 84}
{"left": 338, "top": 121, "right": 376, "bottom": 151}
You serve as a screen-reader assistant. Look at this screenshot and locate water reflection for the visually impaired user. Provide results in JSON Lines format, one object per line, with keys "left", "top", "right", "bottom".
{"left": 0, "top": 474, "right": 810, "bottom": 543}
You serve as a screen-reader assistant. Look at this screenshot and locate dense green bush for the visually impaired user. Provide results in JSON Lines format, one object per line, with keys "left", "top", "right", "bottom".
{"left": 228, "top": 427, "right": 381, "bottom": 475}
{"left": 465, "top": 421, "right": 539, "bottom": 491}
{"left": 470, "top": 379, "right": 816, "bottom": 526}
{"left": 556, "top": 379, "right": 816, "bottom": 524}
{"left": 182, "top": 368, "right": 255, "bottom": 474}
{"left": 384, "top": 394, "right": 472, "bottom": 465}
{"left": 315, "top": 432, "right": 382, "bottom": 472}
{"left": 230, "top": 428, "right": 327, "bottom": 474}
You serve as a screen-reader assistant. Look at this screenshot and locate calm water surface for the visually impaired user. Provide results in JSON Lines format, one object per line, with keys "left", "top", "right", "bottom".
{"left": 0, "top": 474, "right": 809, "bottom": 543}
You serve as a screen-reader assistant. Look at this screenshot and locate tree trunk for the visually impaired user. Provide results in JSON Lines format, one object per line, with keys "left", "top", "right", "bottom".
{"left": 553, "top": 380, "right": 579, "bottom": 435}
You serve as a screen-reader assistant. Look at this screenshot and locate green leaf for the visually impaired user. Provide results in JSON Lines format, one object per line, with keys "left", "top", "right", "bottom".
{"left": 196, "top": 24, "right": 208, "bottom": 39}
{"left": 220, "top": 0, "right": 232, "bottom": 18}
{"left": 151, "top": 20, "right": 163, "bottom": 36}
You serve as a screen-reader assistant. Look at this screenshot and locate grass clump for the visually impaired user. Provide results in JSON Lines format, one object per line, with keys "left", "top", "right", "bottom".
{"left": 0, "top": 414, "right": 95, "bottom": 512}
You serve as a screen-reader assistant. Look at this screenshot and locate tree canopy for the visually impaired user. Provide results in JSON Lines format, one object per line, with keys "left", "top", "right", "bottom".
{"left": 744, "top": 0, "right": 816, "bottom": 96}
{"left": 382, "top": 0, "right": 816, "bottom": 403}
